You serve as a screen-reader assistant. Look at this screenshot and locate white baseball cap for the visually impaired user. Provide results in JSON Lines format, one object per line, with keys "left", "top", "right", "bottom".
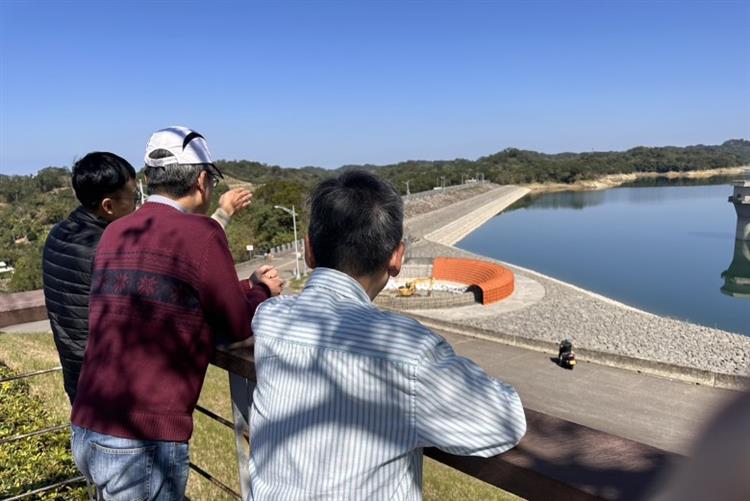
{"left": 144, "top": 126, "right": 223, "bottom": 178}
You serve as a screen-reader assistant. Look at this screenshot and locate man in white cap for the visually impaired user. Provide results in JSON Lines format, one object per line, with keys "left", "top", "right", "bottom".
{"left": 70, "top": 126, "right": 283, "bottom": 500}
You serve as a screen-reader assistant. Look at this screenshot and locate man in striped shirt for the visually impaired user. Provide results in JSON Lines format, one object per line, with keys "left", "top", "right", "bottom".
{"left": 249, "top": 171, "right": 526, "bottom": 501}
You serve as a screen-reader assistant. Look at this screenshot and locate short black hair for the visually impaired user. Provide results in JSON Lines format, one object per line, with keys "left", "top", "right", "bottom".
{"left": 309, "top": 170, "right": 403, "bottom": 277}
{"left": 72, "top": 152, "right": 136, "bottom": 210}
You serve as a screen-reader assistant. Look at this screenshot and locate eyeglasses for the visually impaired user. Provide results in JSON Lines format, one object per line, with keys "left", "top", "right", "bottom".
{"left": 203, "top": 163, "right": 224, "bottom": 188}
{"left": 111, "top": 188, "right": 142, "bottom": 206}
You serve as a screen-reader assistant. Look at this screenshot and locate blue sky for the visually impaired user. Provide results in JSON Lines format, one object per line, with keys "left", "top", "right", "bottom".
{"left": 1, "top": 1, "right": 748, "bottom": 175}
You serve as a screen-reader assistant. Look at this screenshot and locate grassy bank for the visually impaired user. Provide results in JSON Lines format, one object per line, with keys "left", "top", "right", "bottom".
{"left": 0, "top": 332, "right": 521, "bottom": 501}
{"left": 0, "top": 361, "right": 86, "bottom": 499}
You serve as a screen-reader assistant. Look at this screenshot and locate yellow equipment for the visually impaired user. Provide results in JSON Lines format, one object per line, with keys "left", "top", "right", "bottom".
{"left": 397, "top": 278, "right": 434, "bottom": 297}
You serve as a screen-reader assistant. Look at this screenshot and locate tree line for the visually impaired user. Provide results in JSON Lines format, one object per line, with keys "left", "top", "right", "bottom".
{"left": 1, "top": 139, "right": 748, "bottom": 292}
{"left": 216, "top": 139, "right": 750, "bottom": 193}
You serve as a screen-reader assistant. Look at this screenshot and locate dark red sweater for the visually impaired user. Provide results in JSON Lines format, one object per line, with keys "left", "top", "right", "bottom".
{"left": 71, "top": 202, "right": 268, "bottom": 442}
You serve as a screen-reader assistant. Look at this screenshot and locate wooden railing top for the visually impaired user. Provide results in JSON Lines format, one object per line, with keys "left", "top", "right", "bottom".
{"left": 0, "top": 290, "right": 45, "bottom": 312}
{"left": 0, "top": 290, "right": 47, "bottom": 329}
{"left": 212, "top": 345, "right": 677, "bottom": 501}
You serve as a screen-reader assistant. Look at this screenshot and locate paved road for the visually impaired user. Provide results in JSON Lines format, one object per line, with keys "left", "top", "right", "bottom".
{"left": 436, "top": 328, "right": 735, "bottom": 455}
{"left": 235, "top": 250, "right": 305, "bottom": 286}
{"left": 1, "top": 319, "right": 51, "bottom": 334}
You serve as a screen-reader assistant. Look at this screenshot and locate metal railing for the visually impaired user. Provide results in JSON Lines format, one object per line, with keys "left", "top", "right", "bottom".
{"left": 0, "top": 363, "right": 241, "bottom": 500}
{"left": 193, "top": 405, "right": 242, "bottom": 499}
{"left": 2, "top": 477, "right": 88, "bottom": 501}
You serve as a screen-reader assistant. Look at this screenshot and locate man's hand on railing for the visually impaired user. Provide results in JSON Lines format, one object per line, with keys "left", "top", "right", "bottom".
{"left": 223, "top": 336, "right": 255, "bottom": 350}
{"left": 250, "top": 265, "right": 285, "bottom": 296}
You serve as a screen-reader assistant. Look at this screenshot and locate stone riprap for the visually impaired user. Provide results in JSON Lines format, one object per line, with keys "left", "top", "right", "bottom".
{"left": 374, "top": 290, "right": 476, "bottom": 310}
{"left": 404, "top": 239, "right": 750, "bottom": 381}
{"left": 403, "top": 183, "right": 496, "bottom": 219}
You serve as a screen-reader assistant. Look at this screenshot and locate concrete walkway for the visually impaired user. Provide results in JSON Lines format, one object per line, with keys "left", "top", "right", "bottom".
{"left": 1, "top": 319, "right": 51, "bottom": 333}
{"left": 405, "top": 185, "right": 528, "bottom": 241}
{"left": 423, "top": 186, "right": 530, "bottom": 245}
{"left": 438, "top": 328, "right": 735, "bottom": 456}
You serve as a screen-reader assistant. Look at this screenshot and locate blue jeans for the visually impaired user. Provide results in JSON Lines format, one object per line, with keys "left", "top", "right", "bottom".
{"left": 71, "top": 425, "right": 189, "bottom": 501}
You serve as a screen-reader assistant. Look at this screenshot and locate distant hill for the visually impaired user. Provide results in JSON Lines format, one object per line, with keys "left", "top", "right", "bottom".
{"left": 215, "top": 139, "right": 750, "bottom": 194}
{"left": 217, "top": 160, "right": 329, "bottom": 187}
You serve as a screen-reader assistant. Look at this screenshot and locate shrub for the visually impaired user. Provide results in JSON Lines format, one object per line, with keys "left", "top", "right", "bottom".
{"left": 8, "top": 239, "right": 44, "bottom": 292}
{"left": 0, "top": 363, "right": 87, "bottom": 500}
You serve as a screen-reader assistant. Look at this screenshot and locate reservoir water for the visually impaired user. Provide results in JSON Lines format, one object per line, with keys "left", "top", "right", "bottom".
{"left": 457, "top": 175, "right": 750, "bottom": 336}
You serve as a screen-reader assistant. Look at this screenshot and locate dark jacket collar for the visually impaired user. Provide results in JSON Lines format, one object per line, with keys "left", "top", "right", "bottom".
{"left": 68, "top": 206, "right": 109, "bottom": 231}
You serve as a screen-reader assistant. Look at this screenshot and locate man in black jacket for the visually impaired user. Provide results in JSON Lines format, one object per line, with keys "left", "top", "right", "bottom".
{"left": 43, "top": 152, "right": 138, "bottom": 404}
{"left": 43, "top": 151, "right": 258, "bottom": 405}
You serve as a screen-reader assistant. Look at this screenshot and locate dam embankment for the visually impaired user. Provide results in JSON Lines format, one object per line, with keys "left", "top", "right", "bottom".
{"left": 399, "top": 184, "right": 750, "bottom": 389}
{"left": 404, "top": 185, "right": 529, "bottom": 241}
{"left": 422, "top": 186, "right": 530, "bottom": 245}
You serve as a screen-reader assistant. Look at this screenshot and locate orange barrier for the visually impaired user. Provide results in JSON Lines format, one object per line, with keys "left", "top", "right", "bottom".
{"left": 431, "top": 257, "right": 514, "bottom": 304}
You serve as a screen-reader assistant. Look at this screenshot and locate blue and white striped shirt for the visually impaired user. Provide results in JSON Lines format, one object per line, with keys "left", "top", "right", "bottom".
{"left": 249, "top": 267, "right": 526, "bottom": 501}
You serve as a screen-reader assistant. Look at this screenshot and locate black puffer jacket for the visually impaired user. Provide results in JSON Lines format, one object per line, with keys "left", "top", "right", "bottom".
{"left": 42, "top": 206, "right": 108, "bottom": 404}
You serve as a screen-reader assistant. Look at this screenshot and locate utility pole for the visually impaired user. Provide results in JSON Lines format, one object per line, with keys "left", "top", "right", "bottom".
{"left": 302, "top": 244, "right": 308, "bottom": 276}
{"left": 273, "top": 204, "right": 300, "bottom": 279}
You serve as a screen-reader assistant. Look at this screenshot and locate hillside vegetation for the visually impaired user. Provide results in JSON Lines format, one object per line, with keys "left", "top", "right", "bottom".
{"left": 217, "top": 139, "right": 750, "bottom": 193}
{"left": 1, "top": 139, "right": 749, "bottom": 292}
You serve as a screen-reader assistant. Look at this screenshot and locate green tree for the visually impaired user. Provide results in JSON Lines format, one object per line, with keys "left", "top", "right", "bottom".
{"left": 246, "top": 179, "right": 309, "bottom": 253}
{"left": 8, "top": 239, "right": 45, "bottom": 292}
{"left": 35, "top": 167, "right": 69, "bottom": 192}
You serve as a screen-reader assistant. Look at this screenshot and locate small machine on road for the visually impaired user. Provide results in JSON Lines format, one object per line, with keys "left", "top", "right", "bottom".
{"left": 558, "top": 339, "right": 577, "bottom": 369}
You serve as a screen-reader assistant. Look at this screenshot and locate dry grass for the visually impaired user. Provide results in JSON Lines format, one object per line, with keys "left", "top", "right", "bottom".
{"left": 0, "top": 332, "right": 70, "bottom": 422}
{"left": 0, "top": 331, "right": 521, "bottom": 501}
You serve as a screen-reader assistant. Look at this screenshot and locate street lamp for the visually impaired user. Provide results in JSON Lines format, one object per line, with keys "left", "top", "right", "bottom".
{"left": 274, "top": 204, "right": 300, "bottom": 279}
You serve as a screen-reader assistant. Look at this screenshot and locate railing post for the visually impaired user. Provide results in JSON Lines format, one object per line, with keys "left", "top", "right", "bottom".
{"left": 229, "top": 372, "right": 254, "bottom": 499}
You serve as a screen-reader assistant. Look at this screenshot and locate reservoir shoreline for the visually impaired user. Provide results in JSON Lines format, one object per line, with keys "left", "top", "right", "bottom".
{"left": 402, "top": 181, "right": 750, "bottom": 389}
{"left": 523, "top": 165, "right": 750, "bottom": 193}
